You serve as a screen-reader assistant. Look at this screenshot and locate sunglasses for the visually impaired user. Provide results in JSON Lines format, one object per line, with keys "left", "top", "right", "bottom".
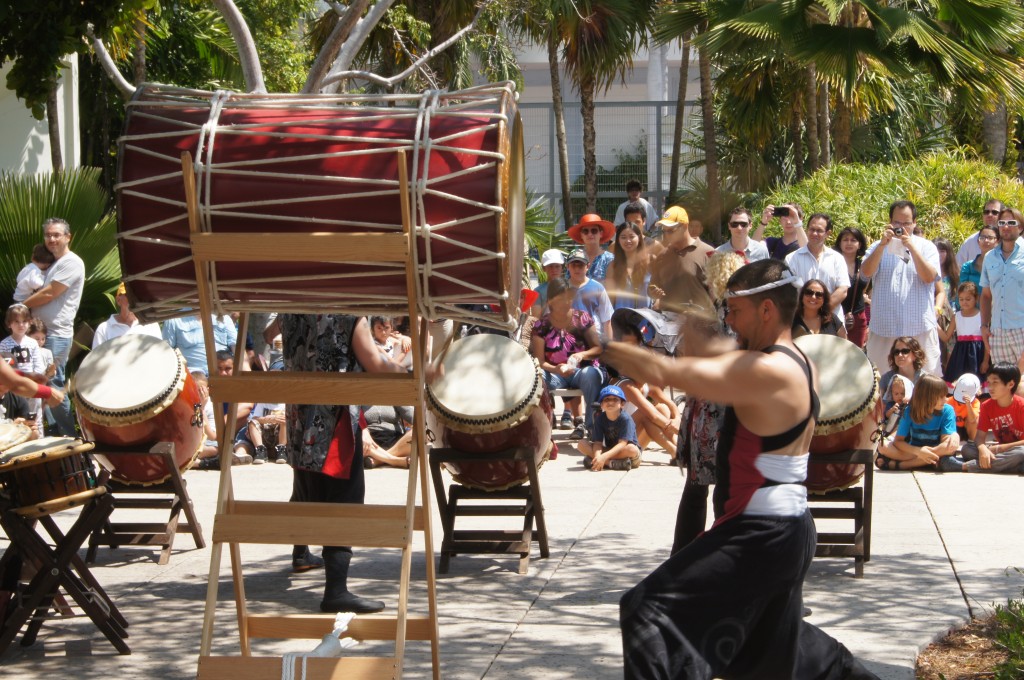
{"left": 997, "top": 220, "right": 1019, "bottom": 228}
{"left": 892, "top": 348, "right": 913, "bottom": 356}
{"left": 729, "top": 221, "right": 750, "bottom": 228}
{"left": 580, "top": 227, "right": 602, "bottom": 235}
{"left": 802, "top": 290, "right": 825, "bottom": 299}
{"left": 984, "top": 209, "right": 1001, "bottom": 216}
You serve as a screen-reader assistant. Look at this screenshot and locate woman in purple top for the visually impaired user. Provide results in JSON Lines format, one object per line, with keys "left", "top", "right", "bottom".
{"left": 531, "top": 277, "right": 606, "bottom": 440}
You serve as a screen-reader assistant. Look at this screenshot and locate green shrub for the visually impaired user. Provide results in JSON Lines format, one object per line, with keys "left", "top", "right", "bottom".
{"left": 761, "top": 149, "right": 1024, "bottom": 249}
{"left": 993, "top": 571, "right": 1024, "bottom": 679}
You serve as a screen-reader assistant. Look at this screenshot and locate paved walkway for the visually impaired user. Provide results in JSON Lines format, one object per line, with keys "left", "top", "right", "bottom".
{"left": 1, "top": 436, "right": 1022, "bottom": 678}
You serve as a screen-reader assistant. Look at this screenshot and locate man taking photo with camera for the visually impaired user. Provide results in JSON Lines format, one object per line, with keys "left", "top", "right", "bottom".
{"left": 861, "top": 200, "right": 942, "bottom": 375}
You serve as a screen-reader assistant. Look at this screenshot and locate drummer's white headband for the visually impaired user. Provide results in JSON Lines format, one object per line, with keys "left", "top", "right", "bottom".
{"left": 726, "top": 274, "right": 803, "bottom": 298}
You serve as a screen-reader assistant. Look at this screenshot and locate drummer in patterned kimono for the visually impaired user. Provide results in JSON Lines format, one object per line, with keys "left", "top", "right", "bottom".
{"left": 267, "top": 313, "right": 428, "bottom": 613}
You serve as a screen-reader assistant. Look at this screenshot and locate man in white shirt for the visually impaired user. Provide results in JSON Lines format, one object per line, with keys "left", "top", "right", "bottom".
{"left": 613, "top": 178, "right": 656, "bottom": 227}
{"left": 861, "top": 201, "right": 941, "bottom": 375}
{"left": 956, "top": 199, "right": 1003, "bottom": 266}
{"left": 784, "top": 213, "right": 850, "bottom": 323}
{"left": 23, "top": 217, "right": 85, "bottom": 435}
{"left": 715, "top": 208, "right": 769, "bottom": 262}
{"left": 92, "top": 283, "right": 163, "bottom": 348}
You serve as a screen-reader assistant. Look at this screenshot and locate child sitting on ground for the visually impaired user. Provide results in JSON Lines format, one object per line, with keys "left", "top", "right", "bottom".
{"left": 880, "top": 374, "right": 913, "bottom": 439}
{"left": 13, "top": 244, "right": 55, "bottom": 303}
{"left": 945, "top": 374, "right": 980, "bottom": 444}
{"left": 192, "top": 371, "right": 221, "bottom": 470}
{"left": 578, "top": 384, "right": 642, "bottom": 471}
{"left": 876, "top": 374, "right": 959, "bottom": 471}
{"left": 246, "top": 400, "right": 287, "bottom": 465}
{"left": 940, "top": 363, "right": 1024, "bottom": 473}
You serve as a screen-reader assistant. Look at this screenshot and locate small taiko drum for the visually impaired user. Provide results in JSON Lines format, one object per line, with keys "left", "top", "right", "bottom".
{"left": 71, "top": 334, "right": 205, "bottom": 485}
{"left": 0, "top": 437, "right": 102, "bottom": 518}
{"left": 426, "top": 334, "right": 553, "bottom": 490}
{"left": 795, "top": 334, "right": 881, "bottom": 494}
{"left": 116, "top": 83, "right": 525, "bottom": 330}
{"left": 0, "top": 421, "right": 32, "bottom": 452}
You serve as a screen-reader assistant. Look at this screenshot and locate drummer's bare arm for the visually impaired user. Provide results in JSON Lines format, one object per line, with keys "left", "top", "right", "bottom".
{"left": 0, "top": 362, "right": 64, "bottom": 406}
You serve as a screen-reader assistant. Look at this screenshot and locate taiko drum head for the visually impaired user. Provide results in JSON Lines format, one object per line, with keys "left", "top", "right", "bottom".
{"left": 72, "top": 334, "right": 186, "bottom": 427}
{"left": 427, "top": 334, "right": 542, "bottom": 433}
{"left": 794, "top": 334, "right": 879, "bottom": 436}
{"left": 0, "top": 421, "right": 32, "bottom": 452}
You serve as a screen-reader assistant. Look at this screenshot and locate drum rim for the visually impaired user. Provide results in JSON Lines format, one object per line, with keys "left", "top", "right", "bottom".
{"left": 72, "top": 345, "right": 188, "bottom": 426}
{"left": 813, "top": 369, "right": 881, "bottom": 436}
{"left": 14, "top": 486, "right": 107, "bottom": 519}
{"left": 0, "top": 438, "right": 94, "bottom": 471}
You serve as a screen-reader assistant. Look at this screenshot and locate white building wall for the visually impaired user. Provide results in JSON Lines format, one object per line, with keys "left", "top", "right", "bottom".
{"left": 0, "top": 55, "right": 80, "bottom": 175}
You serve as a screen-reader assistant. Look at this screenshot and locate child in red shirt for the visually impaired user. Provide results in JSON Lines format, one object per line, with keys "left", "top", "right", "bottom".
{"left": 942, "top": 363, "right": 1024, "bottom": 473}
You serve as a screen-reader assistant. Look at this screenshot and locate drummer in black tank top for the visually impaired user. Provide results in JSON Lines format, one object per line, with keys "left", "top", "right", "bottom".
{"left": 604, "top": 259, "right": 877, "bottom": 680}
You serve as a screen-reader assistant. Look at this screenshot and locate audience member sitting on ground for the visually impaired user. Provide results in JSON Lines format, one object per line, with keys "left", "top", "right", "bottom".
{"left": 609, "top": 321, "right": 680, "bottom": 457}
{"left": 880, "top": 374, "right": 913, "bottom": 437}
{"left": 879, "top": 337, "right": 927, "bottom": 413}
{"left": 605, "top": 221, "right": 651, "bottom": 310}
{"left": 362, "top": 405, "right": 413, "bottom": 469}
{"left": 247, "top": 399, "right": 287, "bottom": 465}
{"left": 370, "top": 316, "right": 410, "bottom": 366}
{"left": 192, "top": 371, "right": 221, "bottom": 470}
{"left": 876, "top": 374, "right": 959, "bottom": 470}
{"left": 792, "top": 279, "right": 847, "bottom": 339}
{"left": 531, "top": 277, "right": 605, "bottom": 442}
{"left": 945, "top": 374, "right": 981, "bottom": 444}
{"left": 942, "top": 363, "right": 1024, "bottom": 473}
{"left": 577, "top": 384, "right": 642, "bottom": 471}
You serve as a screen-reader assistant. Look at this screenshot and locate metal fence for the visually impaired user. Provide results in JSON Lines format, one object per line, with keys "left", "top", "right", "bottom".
{"left": 519, "top": 99, "right": 703, "bottom": 230}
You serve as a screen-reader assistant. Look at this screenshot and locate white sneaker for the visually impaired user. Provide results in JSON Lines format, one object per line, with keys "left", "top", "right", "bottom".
{"left": 232, "top": 452, "right": 253, "bottom": 465}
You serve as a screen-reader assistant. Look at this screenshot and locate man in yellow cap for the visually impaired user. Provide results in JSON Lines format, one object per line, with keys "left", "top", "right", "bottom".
{"left": 92, "top": 282, "right": 163, "bottom": 348}
{"left": 648, "top": 206, "right": 715, "bottom": 309}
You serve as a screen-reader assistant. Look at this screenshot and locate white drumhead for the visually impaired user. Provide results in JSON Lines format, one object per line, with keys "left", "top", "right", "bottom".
{"left": 0, "top": 422, "right": 32, "bottom": 452}
{"left": 73, "top": 334, "right": 182, "bottom": 415}
{"left": 794, "top": 334, "right": 875, "bottom": 422}
{"left": 428, "top": 334, "right": 539, "bottom": 421}
{"left": 0, "top": 436, "right": 80, "bottom": 463}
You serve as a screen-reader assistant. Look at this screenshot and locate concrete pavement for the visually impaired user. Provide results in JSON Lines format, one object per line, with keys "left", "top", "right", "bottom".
{"left": 1, "top": 436, "right": 1022, "bottom": 678}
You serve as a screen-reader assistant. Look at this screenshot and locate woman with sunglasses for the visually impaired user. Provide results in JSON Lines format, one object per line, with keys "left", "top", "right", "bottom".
{"left": 834, "top": 226, "right": 870, "bottom": 348}
{"left": 605, "top": 222, "right": 651, "bottom": 310}
{"left": 879, "top": 337, "right": 926, "bottom": 415}
{"left": 792, "top": 279, "right": 847, "bottom": 340}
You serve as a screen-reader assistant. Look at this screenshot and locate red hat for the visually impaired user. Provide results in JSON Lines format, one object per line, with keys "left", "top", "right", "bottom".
{"left": 568, "top": 214, "right": 615, "bottom": 244}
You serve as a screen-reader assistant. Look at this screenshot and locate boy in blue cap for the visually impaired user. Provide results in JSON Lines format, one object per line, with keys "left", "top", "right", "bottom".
{"left": 578, "top": 384, "right": 642, "bottom": 471}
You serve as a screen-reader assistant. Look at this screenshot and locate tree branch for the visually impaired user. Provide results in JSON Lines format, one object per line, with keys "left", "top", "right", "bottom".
{"left": 86, "top": 26, "right": 135, "bottom": 98}
{"left": 328, "top": 0, "right": 398, "bottom": 81}
{"left": 303, "top": 0, "right": 374, "bottom": 93}
{"left": 211, "top": 0, "right": 266, "bottom": 93}
{"left": 323, "top": 4, "right": 486, "bottom": 89}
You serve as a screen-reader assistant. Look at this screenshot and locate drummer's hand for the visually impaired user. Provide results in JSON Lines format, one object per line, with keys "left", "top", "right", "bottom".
{"left": 46, "top": 387, "right": 65, "bottom": 408}
{"left": 423, "top": 360, "right": 444, "bottom": 384}
{"left": 648, "top": 284, "right": 665, "bottom": 300}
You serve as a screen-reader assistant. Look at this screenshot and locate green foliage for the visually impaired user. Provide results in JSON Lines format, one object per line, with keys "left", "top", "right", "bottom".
{"left": 237, "top": 0, "right": 317, "bottom": 93}
{"left": 763, "top": 149, "right": 1024, "bottom": 249}
{"left": 523, "top": 192, "right": 574, "bottom": 283}
{"left": 0, "top": 0, "right": 153, "bottom": 118}
{"left": 0, "top": 169, "right": 121, "bottom": 329}
{"left": 993, "top": 570, "right": 1024, "bottom": 680}
{"left": 569, "top": 139, "right": 647, "bottom": 220}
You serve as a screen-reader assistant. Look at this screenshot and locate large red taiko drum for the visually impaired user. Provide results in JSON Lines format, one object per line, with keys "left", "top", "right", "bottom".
{"left": 71, "top": 334, "right": 205, "bottom": 485}
{"left": 795, "top": 334, "right": 881, "bottom": 494}
{"left": 116, "top": 83, "right": 524, "bottom": 329}
{"left": 426, "top": 334, "right": 553, "bottom": 490}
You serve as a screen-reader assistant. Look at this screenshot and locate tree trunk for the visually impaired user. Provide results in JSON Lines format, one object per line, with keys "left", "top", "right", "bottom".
{"left": 698, "top": 45, "right": 721, "bottom": 241}
{"left": 833, "top": 92, "right": 852, "bottom": 163}
{"left": 669, "top": 34, "right": 691, "bottom": 204}
{"left": 46, "top": 81, "right": 63, "bottom": 172}
{"left": 791, "top": 115, "right": 804, "bottom": 181}
{"left": 548, "top": 31, "right": 573, "bottom": 229}
{"left": 818, "top": 81, "right": 830, "bottom": 166}
{"left": 580, "top": 75, "right": 598, "bottom": 214}
{"left": 981, "top": 98, "right": 1008, "bottom": 166}
{"left": 804, "top": 65, "right": 818, "bottom": 173}
{"left": 132, "top": 16, "right": 147, "bottom": 83}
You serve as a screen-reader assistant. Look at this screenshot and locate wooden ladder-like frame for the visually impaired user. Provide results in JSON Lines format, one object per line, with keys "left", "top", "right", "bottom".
{"left": 181, "top": 151, "right": 441, "bottom": 679}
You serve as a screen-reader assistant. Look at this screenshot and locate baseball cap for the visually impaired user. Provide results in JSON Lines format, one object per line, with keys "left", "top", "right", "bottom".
{"left": 952, "top": 374, "right": 981, "bottom": 404}
{"left": 566, "top": 249, "right": 589, "bottom": 265}
{"left": 599, "top": 384, "right": 626, "bottom": 402}
{"left": 656, "top": 205, "right": 690, "bottom": 228}
{"left": 541, "top": 249, "right": 565, "bottom": 267}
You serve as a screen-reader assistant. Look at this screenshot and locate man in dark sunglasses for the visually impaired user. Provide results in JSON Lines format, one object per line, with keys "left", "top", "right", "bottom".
{"left": 980, "top": 206, "right": 1024, "bottom": 373}
{"left": 956, "top": 198, "right": 1003, "bottom": 266}
{"left": 715, "top": 207, "right": 769, "bottom": 262}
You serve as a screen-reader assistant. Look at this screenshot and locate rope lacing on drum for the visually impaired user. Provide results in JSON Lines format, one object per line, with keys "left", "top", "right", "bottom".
{"left": 195, "top": 89, "right": 232, "bottom": 317}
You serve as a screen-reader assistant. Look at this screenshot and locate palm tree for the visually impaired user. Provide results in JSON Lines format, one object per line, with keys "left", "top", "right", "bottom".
{"left": 554, "top": 0, "right": 658, "bottom": 214}
{"left": 0, "top": 169, "right": 121, "bottom": 327}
